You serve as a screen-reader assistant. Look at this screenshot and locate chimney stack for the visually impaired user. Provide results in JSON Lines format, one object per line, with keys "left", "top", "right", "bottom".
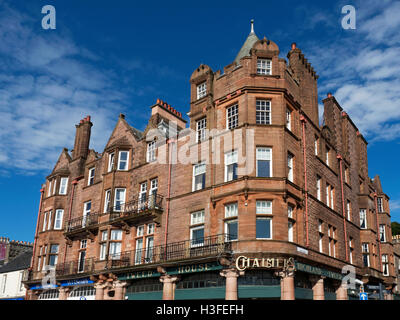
{"left": 72, "top": 115, "right": 93, "bottom": 160}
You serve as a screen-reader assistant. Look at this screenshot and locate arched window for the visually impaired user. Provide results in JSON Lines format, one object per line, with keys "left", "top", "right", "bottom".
{"left": 39, "top": 289, "right": 59, "bottom": 300}
{"left": 69, "top": 286, "right": 95, "bottom": 298}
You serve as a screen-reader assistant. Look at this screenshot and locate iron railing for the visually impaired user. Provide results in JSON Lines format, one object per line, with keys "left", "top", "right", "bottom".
{"left": 55, "top": 258, "right": 95, "bottom": 276}
{"left": 65, "top": 213, "right": 101, "bottom": 233}
{"left": 108, "top": 194, "right": 163, "bottom": 222}
{"left": 105, "top": 233, "right": 231, "bottom": 269}
{"left": 28, "top": 234, "right": 231, "bottom": 280}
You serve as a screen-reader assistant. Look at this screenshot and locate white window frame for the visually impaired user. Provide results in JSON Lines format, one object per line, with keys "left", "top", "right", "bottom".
{"left": 137, "top": 225, "right": 144, "bottom": 237}
{"left": 118, "top": 151, "right": 129, "bottom": 171}
{"left": 319, "top": 234, "right": 323, "bottom": 253}
{"left": 99, "top": 243, "right": 107, "bottom": 261}
{"left": 193, "top": 162, "right": 206, "bottom": 191}
{"left": 190, "top": 225, "right": 205, "bottom": 248}
{"left": 147, "top": 141, "right": 156, "bottom": 162}
{"left": 226, "top": 104, "right": 239, "bottom": 130}
{"left": 317, "top": 176, "right": 321, "bottom": 201}
{"left": 59, "top": 177, "right": 68, "bottom": 195}
{"left": 360, "top": 209, "right": 367, "bottom": 229}
{"left": 104, "top": 189, "right": 111, "bottom": 213}
{"left": 196, "top": 118, "right": 207, "bottom": 142}
{"left": 224, "top": 219, "right": 238, "bottom": 241}
{"left": 256, "top": 201, "right": 272, "bottom": 215}
{"left": 256, "top": 217, "right": 272, "bottom": 239}
{"left": 325, "top": 146, "right": 330, "bottom": 166}
{"left": 54, "top": 209, "right": 64, "bottom": 230}
{"left": 83, "top": 201, "right": 91, "bottom": 227}
{"left": 114, "top": 188, "right": 126, "bottom": 212}
{"left": 225, "top": 203, "right": 238, "bottom": 218}
{"left": 346, "top": 200, "right": 351, "bottom": 221}
{"left": 256, "top": 147, "right": 272, "bottom": 178}
{"left": 314, "top": 137, "right": 319, "bottom": 155}
{"left": 147, "top": 223, "right": 155, "bottom": 235}
{"left": 108, "top": 152, "right": 115, "bottom": 172}
{"left": 286, "top": 108, "right": 291, "bottom": 130}
{"left": 379, "top": 224, "right": 386, "bottom": 242}
{"left": 145, "top": 236, "right": 154, "bottom": 262}
{"left": 52, "top": 178, "right": 57, "bottom": 195}
{"left": 42, "top": 211, "right": 48, "bottom": 232}
{"left": 149, "top": 178, "right": 158, "bottom": 196}
{"left": 225, "top": 150, "right": 238, "bottom": 182}
{"left": 377, "top": 197, "right": 383, "bottom": 212}
{"left": 287, "top": 153, "right": 294, "bottom": 182}
{"left": 88, "top": 168, "right": 95, "bottom": 186}
{"left": 288, "top": 221, "right": 293, "bottom": 242}
{"left": 197, "top": 82, "right": 207, "bottom": 100}
{"left": 47, "top": 210, "right": 53, "bottom": 231}
{"left": 256, "top": 100, "right": 271, "bottom": 125}
{"left": 382, "top": 255, "right": 389, "bottom": 276}
{"left": 47, "top": 180, "right": 52, "bottom": 197}
{"left": 135, "top": 238, "right": 143, "bottom": 265}
{"left": 362, "top": 243, "right": 370, "bottom": 267}
{"left": 288, "top": 204, "right": 294, "bottom": 219}
{"left": 110, "top": 229, "right": 122, "bottom": 241}
{"left": 257, "top": 58, "right": 272, "bottom": 75}
{"left": 191, "top": 210, "right": 205, "bottom": 225}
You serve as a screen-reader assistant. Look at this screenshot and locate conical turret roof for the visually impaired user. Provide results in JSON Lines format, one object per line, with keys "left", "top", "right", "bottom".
{"left": 234, "top": 20, "right": 259, "bottom": 65}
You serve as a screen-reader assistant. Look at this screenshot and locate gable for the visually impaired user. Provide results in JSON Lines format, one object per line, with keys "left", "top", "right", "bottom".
{"left": 104, "top": 116, "right": 142, "bottom": 152}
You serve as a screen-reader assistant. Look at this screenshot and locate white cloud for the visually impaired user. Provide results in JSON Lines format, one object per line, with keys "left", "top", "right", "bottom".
{"left": 0, "top": 2, "right": 131, "bottom": 175}
{"left": 390, "top": 200, "right": 400, "bottom": 212}
{"left": 305, "top": 0, "right": 400, "bottom": 143}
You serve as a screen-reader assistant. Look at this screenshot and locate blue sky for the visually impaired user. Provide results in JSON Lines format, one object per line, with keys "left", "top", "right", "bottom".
{"left": 1, "top": 0, "right": 400, "bottom": 242}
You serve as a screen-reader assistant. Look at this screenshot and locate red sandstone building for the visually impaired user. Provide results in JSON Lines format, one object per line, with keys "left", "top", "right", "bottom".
{"left": 24, "top": 22, "right": 396, "bottom": 300}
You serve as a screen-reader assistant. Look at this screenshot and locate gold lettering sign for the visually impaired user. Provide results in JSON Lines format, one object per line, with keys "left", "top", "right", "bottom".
{"left": 236, "top": 256, "right": 294, "bottom": 271}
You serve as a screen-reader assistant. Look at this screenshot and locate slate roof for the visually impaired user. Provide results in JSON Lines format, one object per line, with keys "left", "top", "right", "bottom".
{"left": 0, "top": 251, "right": 32, "bottom": 274}
{"left": 234, "top": 21, "right": 259, "bottom": 65}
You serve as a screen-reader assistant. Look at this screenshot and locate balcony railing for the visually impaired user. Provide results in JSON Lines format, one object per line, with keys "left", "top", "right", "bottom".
{"left": 65, "top": 213, "right": 101, "bottom": 233}
{"left": 105, "top": 233, "right": 231, "bottom": 269}
{"left": 108, "top": 194, "right": 164, "bottom": 222}
{"left": 55, "top": 258, "right": 95, "bottom": 277}
{"left": 28, "top": 234, "right": 231, "bottom": 281}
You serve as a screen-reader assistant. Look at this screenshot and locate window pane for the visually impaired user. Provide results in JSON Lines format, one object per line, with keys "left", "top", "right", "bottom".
{"left": 256, "top": 219, "right": 271, "bottom": 239}
{"left": 226, "top": 220, "right": 238, "bottom": 241}
{"left": 256, "top": 201, "right": 272, "bottom": 214}
{"left": 191, "top": 228, "right": 204, "bottom": 246}
{"left": 257, "top": 160, "right": 271, "bottom": 177}
{"left": 225, "top": 203, "right": 238, "bottom": 218}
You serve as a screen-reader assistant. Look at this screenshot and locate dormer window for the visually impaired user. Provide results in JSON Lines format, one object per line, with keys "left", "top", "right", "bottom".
{"left": 88, "top": 168, "right": 95, "bottom": 185}
{"left": 59, "top": 177, "right": 68, "bottom": 195}
{"left": 197, "top": 82, "right": 207, "bottom": 100}
{"left": 147, "top": 141, "right": 156, "bottom": 162}
{"left": 257, "top": 58, "right": 272, "bottom": 75}
{"left": 118, "top": 151, "right": 129, "bottom": 171}
{"left": 108, "top": 152, "right": 115, "bottom": 172}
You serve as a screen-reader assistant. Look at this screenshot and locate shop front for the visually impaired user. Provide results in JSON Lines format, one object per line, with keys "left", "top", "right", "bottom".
{"left": 120, "top": 261, "right": 224, "bottom": 300}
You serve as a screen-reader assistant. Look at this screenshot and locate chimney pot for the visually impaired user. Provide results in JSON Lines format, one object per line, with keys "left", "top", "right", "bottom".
{"left": 291, "top": 43, "right": 297, "bottom": 50}
{"left": 327, "top": 92, "right": 332, "bottom": 98}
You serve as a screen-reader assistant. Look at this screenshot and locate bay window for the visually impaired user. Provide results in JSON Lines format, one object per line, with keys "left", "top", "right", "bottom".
{"left": 256, "top": 147, "right": 272, "bottom": 177}
{"left": 225, "top": 150, "right": 238, "bottom": 182}
{"left": 193, "top": 162, "right": 206, "bottom": 191}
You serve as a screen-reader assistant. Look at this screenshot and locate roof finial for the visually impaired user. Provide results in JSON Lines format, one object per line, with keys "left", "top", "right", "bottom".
{"left": 250, "top": 19, "right": 254, "bottom": 34}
